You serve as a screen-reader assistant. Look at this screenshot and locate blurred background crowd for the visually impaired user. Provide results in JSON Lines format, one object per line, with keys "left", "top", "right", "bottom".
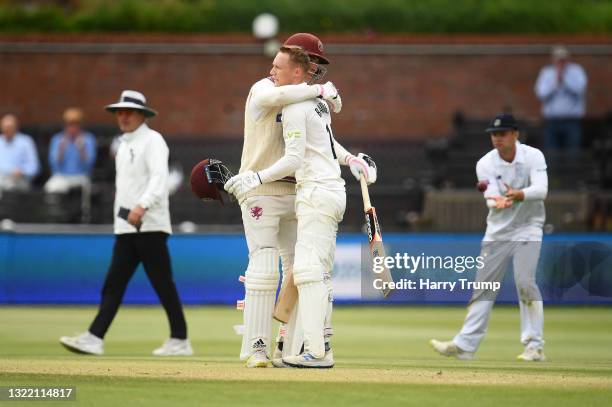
{"left": 1, "top": 0, "right": 611, "bottom": 233}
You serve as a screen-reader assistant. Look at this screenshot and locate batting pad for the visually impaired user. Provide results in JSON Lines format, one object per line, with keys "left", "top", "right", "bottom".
{"left": 240, "top": 248, "right": 280, "bottom": 360}
{"left": 282, "top": 277, "right": 333, "bottom": 358}
{"left": 244, "top": 248, "right": 280, "bottom": 291}
{"left": 297, "top": 281, "right": 328, "bottom": 358}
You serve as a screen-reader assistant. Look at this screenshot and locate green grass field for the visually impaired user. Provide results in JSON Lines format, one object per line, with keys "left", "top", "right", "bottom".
{"left": 1, "top": 305, "right": 611, "bottom": 406}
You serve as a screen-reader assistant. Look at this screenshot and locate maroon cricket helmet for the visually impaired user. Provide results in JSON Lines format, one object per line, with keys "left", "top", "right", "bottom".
{"left": 283, "top": 32, "right": 329, "bottom": 64}
{"left": 190, "top": 158, "right": 234, "bottom": 204}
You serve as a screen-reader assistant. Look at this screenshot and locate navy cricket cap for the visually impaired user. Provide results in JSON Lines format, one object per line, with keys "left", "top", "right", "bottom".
{"left": 485, "top": 113, "right": 518, "bottom": 133}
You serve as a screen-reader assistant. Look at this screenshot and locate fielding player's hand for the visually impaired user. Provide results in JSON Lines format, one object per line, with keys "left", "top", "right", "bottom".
{"left": 489, "top": 196, "right": 513, "bottom": 209}
{"left": 224, "top": 170, "right": 262, "bottom": 203}
{"left": 504, "top": 183, "right": 525, "bottom": 202}
{"left": 318, "top": 81, "right": 342, "bottom": 113}
{"left": 347, "top": 153, "right": 377, "bottom": 184}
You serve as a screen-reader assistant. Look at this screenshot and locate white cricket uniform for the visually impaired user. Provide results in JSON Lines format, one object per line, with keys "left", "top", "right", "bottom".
{"left": 454, "top": 142, "right": 548, "bottom": 353}
{"left": 238, "top": 78, "right": 322, "bottom": 360}
{"left": 114, "top": 122, "right": 171, "bottom": 235}
{"left": 258, "top": 96, "right": 350, "bottom": 358}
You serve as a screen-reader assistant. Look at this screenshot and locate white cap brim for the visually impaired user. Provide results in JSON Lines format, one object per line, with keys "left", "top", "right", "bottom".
{"left": 105, "top": 102, "right": 157, "bottom": 117}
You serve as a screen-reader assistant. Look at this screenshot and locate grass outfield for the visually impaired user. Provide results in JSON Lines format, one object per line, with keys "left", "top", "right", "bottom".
{"left": 1, "top": 305, "right": 611, "bottom": 406}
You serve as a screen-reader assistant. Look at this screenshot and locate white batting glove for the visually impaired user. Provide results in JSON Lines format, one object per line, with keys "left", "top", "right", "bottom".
{"left": 224, "top": 170, "right": 262, "bottom": 203}
{"left": 347, "top": 153, "right": 377, "bottom": 184}
{"left": 318, "top": 81, "right": 342, "bottom": 113}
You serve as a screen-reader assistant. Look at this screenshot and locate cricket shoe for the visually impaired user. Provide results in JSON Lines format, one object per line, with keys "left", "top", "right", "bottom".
{"left": 152, "top": 338, "right": 194, "bottom": 356}
{"left": 59, "top": 331, "right": 104, "bottom": 355}
{"left": 246, "top": 349, "right": 270, "bottom": 368}
{"left": 429, "top": 339, "right": 475, "bottom": 360}
{"left": 517, "top": 347, "right": 546, "bottom": 361}
{"left": 282, "top": 349, "right": 334, "bottom": 369}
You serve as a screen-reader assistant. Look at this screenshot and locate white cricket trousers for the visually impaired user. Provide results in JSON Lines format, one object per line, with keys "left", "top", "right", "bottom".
{"left": 454, "top": 241, "right": 544, "bottom": 353}
{"left": 293, "top": 185, "right": 345, "bottom": 358}
{"left": 239, "top": 194, "right": 296, "bottom": 359}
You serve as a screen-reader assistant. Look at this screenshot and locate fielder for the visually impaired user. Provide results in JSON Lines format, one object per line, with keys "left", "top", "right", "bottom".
{"left": 226, "top": 44, "right": 376, "bottom": 368}
{"left": 232, "top": 33, "right": 344, "bottom": 368}
{"left": 431, "top": 113, "right": 548, "bottom": 361}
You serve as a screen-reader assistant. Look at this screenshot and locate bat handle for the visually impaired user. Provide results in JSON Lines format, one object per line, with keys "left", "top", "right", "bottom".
{"left": 360, "top": 174, "right": 371, "bottom": 210}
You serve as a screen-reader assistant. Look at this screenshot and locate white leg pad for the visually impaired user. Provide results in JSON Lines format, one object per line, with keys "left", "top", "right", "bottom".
{"left": 240, "top": 248, "right": 280, "bottom": 360}
{"left": 323, "top": 271, "right": 334, "bottom": 340}
{"left": 296, "top": 281, "right": 328, "bottom": 358}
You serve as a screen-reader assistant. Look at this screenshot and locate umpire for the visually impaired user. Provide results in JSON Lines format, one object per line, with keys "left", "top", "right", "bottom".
{"left": 60, "top": 90, "right": 192, "bottom": 356}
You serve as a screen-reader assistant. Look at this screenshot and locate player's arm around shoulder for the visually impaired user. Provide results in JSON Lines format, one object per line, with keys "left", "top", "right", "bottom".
{"left": 252, "top": 81, "right": 320, "bottom": 109}
{"left": 250, "top": 79, "right": 342, "bottom": 113}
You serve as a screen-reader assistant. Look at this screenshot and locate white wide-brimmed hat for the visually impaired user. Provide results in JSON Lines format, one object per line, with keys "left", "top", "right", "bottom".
{"left": 105, "top": 90, "right": 158, "bottom": 117}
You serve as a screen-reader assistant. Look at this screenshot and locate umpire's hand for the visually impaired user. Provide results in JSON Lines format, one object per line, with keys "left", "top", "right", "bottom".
{"left": 128, "top": 205, "right": 146, "bottom": 227}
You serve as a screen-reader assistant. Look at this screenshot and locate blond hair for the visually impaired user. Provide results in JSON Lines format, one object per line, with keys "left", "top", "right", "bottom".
{"left": 279, "top": 46, "right": 311, "bottom": 73}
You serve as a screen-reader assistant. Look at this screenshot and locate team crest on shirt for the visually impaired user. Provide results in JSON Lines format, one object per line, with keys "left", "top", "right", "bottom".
{"left": 250, "top": 206, "right": 263, "bottom": 220}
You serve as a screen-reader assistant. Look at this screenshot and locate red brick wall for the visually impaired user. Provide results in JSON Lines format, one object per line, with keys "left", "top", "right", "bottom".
{"left": 1, "top": 34, "right": 611, "bottom": 141}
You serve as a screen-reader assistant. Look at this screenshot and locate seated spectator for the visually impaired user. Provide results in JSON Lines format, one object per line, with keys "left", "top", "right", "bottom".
{"left": 0, "top": 114, "right": 40, "bottom": 192}
{"left": 44, "top": 108, "right": 97, "bottom": 194}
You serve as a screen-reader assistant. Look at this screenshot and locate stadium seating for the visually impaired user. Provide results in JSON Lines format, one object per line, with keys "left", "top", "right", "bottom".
{"left": 1, "top": 116, "right": 610, "bottom": 232}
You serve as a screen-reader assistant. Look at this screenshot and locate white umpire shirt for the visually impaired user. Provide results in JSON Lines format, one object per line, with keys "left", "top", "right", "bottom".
{"left": 114, "top": 122, "right": 171, "bottom": 235}
{"left": 476, "top": 141, "right": 548, "bottom": 241}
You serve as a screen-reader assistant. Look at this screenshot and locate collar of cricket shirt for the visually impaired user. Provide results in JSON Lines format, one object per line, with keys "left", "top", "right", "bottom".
{"left": 496, "top": 141, "right": 525, "bottom": 166}
{"left": 120, "top": 122, "right": 149, "bottom": 143}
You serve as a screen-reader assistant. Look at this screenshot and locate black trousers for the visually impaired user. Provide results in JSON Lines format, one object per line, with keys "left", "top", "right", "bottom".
{"left": 89, "top": 232, "right": 188, "bottom": 340}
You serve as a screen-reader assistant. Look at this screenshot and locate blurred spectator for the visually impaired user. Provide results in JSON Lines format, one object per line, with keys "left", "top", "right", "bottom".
{"left": 44, "top": 108, "right": 97, "bottom": 193}
{"left": 0, "top": 114, "right": 40, "bottom": 192}
{"left": 535, "top": 46, "right": 587, "bottom": 152}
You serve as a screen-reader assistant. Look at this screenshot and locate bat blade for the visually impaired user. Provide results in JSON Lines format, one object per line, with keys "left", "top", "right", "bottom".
{"left": 365, "top": 206, "right": 393, "bottom": 297}
{"left": 273, "top": 269, "right": 297, "bottom": 323}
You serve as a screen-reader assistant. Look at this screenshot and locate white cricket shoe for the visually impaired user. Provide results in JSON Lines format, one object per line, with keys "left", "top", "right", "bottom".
{"left": 245, "top": 349, "right": 270, "bottom": 368}
{"left": 152, "top": 338, "right": 194, "bottom": 356}
{"left": 517, "top": 347, "right": 546, "bottom": 361}
{"left": 430, "top": 339, "right": 475, "bottom": 360}
{"left": 282, "top": 349, "right": 334, "bottom": 369}
{"left": 60, "top": 332, "right": 104, "bottom": 355}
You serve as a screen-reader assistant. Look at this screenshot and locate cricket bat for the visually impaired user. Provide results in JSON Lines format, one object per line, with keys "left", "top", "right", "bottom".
{"left": 273, "top": 269, "right": 297, "bottom": 323}
{"left": 360, "top": 174, "right": 393, "bottom": 297}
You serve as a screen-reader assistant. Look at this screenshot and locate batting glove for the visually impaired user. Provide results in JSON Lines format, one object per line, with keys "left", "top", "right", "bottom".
{"left": 347, "top": 153, "right": 377, "bottom": 184}
{"left": 224, "top": 170, "right": 262, "bottom": 203}
{"left": 318, "top": 81, "right": 342, "bottom": 114}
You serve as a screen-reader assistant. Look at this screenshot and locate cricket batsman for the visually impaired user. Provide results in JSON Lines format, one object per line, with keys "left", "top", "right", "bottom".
{"left": 431, "top": 113, "right": 548, "bottom": 361}
{"left": 232, "top": 33, "right": 343, "bottom": 368}
{"left": 226, "top": 43, "right": 377, "bottom": 368}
